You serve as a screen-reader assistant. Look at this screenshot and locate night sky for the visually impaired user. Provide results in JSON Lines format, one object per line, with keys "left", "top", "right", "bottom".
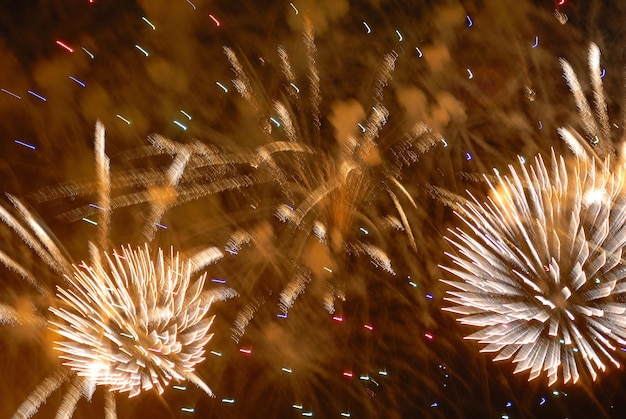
{"left": 1, "top": 1, "right": 626, "bottom": 418}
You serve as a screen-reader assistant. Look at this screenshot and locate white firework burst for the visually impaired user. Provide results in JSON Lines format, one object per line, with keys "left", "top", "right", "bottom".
{"left": 441, "top": 149, "right": 626, "bottom": 386}
{"left": 50, "top": 245, "right": 215, "bottom": 398}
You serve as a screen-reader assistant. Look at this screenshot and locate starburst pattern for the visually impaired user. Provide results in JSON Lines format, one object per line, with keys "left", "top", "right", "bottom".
{"left": 441, "top": 149, "right": 626, "bottom": 386}
{"left": 50, "top": 245, "right": 215, "bottom": 398}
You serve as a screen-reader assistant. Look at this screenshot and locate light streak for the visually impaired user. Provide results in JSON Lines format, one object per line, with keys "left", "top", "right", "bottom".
{"left": 89, "top": 203, "right": 105, "bottom": 210}
{"left": 466, "top": 68, "right": 473, "bottom": 79}
{"left": 180, "top": 109, "right": 192, "bottom": 120}
{"left": 221, "top": 398, "right": 235, "bottom": 403}
{"left": 69, "top": 76, "right": 86, "bottom": 87}
{"left": 141, "top": 16, "right": 156, "bottom": 30}
{"left": 135, "top": 44, "right": 149, "bottom": 56}
{"left": 532, "top": 36, "right": 539, "bottom": 48}
{"left": 364, "top": 324, "right": 374, "bottom": 331}
{"left": 55, "top": 40, "right": 74, "bottom": 53}
{"left": 216, "top": 81, "right": 228, "bottom": 92}
{"left": 210, "top": 351, "right": 222, "bottom": 357}
{"left": 363, "top": 21, "right": 371, "bottom": 33}
{"left": 81, "top": 218, "right": 98, "bottom": 225}
{"left": 155, "top": 222, "right": 167, "bottom": 229}
{"left": 1, "top": 88, "right": 21, "bottom": 99}
{"left": 15, "top": 140, "right": 36, "bottom": 150}
{"left": 186, "top": 0, "right": 196, "bottom": 9}
{"left": 409, "top": 281, "right": 417, "bottom": 287}
{"left": 173, "top": 120, "right": 187, "bottom": 130}
{"left": 466, "top": 15, "right": 473, "bottom": 27}
{"left": 282, "top": 368, "right": 292, "bottom": 373}
{"left": 211, "top": 278, "right": 226, "bottom": 284}
{"left": 342, "top": 372, "right": 353, "bottom": 378}
{"left": 173, "top": 385, "right": 187, "bottom": 391}
{"left": 181, "top": 407, "right": 195, "bottom": 413}
{"left": 81, "top": 47, "right": 94, "bottom": 59}
{"left": 239, "top": 347, "right": 252, "bottom": 354}
{"left": 415, "top": 46, "right": 423, "bottom": 57}
{"left": 290, "top": 2, "right": 298, "bottom": 14}
{"left": 601, "top": 68, "right": 606, "bottom": 78}
{"left": 28, "top": 90, "right": 47, "bottom": 102}
{"left": 116, "top": 114, "right": 131, "bottom": 125}
{"left": 208, "top": 14, "right": 220, "bottom": 27}
{"left": 359, "top": 227, "right": 369, "bottom": 234}
{"left": 395, "top": 29, "right": 403, "bottom": 42}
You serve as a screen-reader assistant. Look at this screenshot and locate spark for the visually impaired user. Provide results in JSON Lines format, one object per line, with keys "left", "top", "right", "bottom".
{"left": 15, "top": 140, "right": 36, "bottom": 150}
{"left": 81, "top": 47, "right": 94, "bottom": 59}
{"left": 55, "top": 40, "right": 74, "bottom": 53}
{"left": 173, "top": 120, "right": 188, "bottom": 130}
{"left": 208, "top": 14, "right": 220, "bottom": 27}
{"left": 216, "top": 81, "right": 228, "bottom": 92}
{"left": 116, "top": 114, "right": 131, "bottom": 124}
{"left": 1, "top": 88, "right": 21, "bottom": 99}
{"left": 28, "top": 90, "right": 47, "bottom": 102}
{"left": 69, "top": 76, "right": 86, "bottom": 87}
{"left": 135, "top": 44, "right": 149, "bottom": 56}
{"left": 142, "top": 16, "right": 156, "bottom": 30}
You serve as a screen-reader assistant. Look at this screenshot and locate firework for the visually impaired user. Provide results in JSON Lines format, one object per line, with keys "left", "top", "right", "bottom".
{"left": 0, "top": 124, "right": 228, "bottom": 419}
{"left": 441, "top": 150, "right": 626, "bottom": 386}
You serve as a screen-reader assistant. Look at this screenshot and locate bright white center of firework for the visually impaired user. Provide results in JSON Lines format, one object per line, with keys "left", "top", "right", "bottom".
{"left": 583, "top": 188, "right": 607, "bottom": 205}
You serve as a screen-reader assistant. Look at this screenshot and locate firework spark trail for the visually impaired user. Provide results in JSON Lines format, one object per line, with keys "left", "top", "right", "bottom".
{"left": 94, "top": 121, "right": 111, "bottom": 251}
{"left": 560, "top": 43, "right": 613, "bottom": 160}
{"left": 441, "top": 150, "right": 626, "bottom": 386}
